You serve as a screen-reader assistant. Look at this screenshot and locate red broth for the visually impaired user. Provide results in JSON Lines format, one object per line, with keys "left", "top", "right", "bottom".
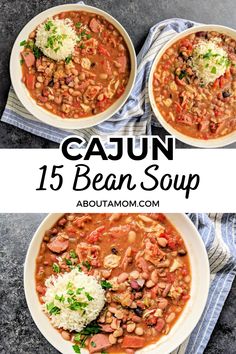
{"left": 153, "top": 31, "right": 236, "bottom": 139}
{"left": 21, "top": 11, "right": 130, "bottom": 118}
{"left": 36, "top": 213, "right": 191, "bottom": 353}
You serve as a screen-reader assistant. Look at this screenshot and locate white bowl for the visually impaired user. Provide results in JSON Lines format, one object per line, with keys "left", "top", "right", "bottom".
{"left": 24, "top": 213, "right": 210, "bottom": 354}
{"left": 149, "top": 25, "right": 236, "bottom": 148}
{"left": 10, "top": 4, "right": 137, "bottom": 130}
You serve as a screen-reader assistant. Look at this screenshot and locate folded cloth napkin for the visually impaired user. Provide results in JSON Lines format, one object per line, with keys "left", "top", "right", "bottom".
{"left": 1, "top": 18, "right": 197, "bottom": 143}
{"left": 174, "top": 213, "right": 236, "bottom": 354}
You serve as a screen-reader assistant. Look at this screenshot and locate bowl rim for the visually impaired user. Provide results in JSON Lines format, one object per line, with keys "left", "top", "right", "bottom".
{"left": 148, "top": 24, "right": 236, "bottom": 148}
{"left": 24, "top": 213, "right": 210, "bottom": 354}
{"left": 10, "top": 3, "right": 137, "bottom": 130}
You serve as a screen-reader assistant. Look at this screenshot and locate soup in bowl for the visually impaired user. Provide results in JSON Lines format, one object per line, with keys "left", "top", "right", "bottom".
{"left": 24, "top": 213, "right": 209, "bottom": 354}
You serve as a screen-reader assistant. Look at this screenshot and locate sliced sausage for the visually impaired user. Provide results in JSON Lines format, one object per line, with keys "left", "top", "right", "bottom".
{"left": 89, "top": 18, "right": 102, "bottom": 33}
{"left": 47, "top": 237, "right": 69, "bottom": 253}
{"left": 21, "top": 51, "right": 35, "bottom": 67}
{"left": 89, "top": 334, "right": 111, "bottom": 353}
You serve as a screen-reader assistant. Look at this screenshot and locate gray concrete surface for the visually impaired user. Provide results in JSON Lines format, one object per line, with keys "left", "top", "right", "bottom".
{"left": 0, "top": 213, "right": 235, "bottom": 353}
{"left": 1, "top": 0, "right": 236, "bottom": 147}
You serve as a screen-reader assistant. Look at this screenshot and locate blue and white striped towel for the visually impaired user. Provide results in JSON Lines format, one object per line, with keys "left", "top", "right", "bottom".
{"left": 1, "top": 18, "right": 197, "bottom": 143}
{"left": 174, "top": 213, "right": 236, "bottom": 354}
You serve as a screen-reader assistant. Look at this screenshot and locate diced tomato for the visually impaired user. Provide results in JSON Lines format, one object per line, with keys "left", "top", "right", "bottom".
{"left": 219, "top": 76, "right": 225, "bottom": 88}
{"left": 98, "top": 44, "right": 111, "bottom": 57}
{"left": 182, "top": 294, "right": 191, "bottom": 301}
{"left": 116, "top": 86, "right": 125, "bottom": 97}
{"left": 175, "top": 102, "right": 182, "bottom": 113}
{"left": 163, "top": 60, "right": 172, "bottom": 70}
{"left": 166, "top": 272, "right": 175, "bottom": 283}
{"left": 66, "top": 226, "right": 77, "bottom": 235}
{"left": 86, "top": 226, "right": 105, "bottom": 244}
{"left": 213, "top": 78, "right": 219, "bottom": 89}
{"left": 182, "top": 267, "right": 188, "bottom": 276}
{"left": 180, "top": 38, "right": 193, "bottom": 51}
{"left": 26, "top": 73, "right": 36, "bottom": 90}
{"left": 121, "top": 336, "right": 145, "bottom": 349}
{"left": 175, "top": 76, "right": 186, "bottom": 86}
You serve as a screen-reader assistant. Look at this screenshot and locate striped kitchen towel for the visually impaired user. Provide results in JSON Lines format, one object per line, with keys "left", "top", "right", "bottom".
{"left": 173, "top": 213, "right": 236, "bottom": 354}
{"left": 1, "top": 17, "right": 198, "bottom": 143}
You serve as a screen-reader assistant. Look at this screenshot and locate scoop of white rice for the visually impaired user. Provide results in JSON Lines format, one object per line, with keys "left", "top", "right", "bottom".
{"left": 43, "top": 269, "right": 105, "bottom": 332}
{"left": 191, "top": 39, "right": 229, "bottom": 85}
{"left": 35, "top": 18, "right": 77, "bottom": 61}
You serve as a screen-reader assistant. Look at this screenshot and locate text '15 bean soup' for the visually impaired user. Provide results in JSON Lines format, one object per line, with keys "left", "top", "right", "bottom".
{"left": 20, "top": 11, "right": 131, "bottom": 118}
{"left": 153, "top": 31, "right": 236, "bottom": 140}
{"left": 36, "top": 213, "right": 191, "bottom": 354}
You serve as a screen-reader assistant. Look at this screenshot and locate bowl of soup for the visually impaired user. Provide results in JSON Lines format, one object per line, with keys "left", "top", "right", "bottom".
{"left": 149, "top": 25, "right": 236, "bottom": 147}
{"left": 24, "top": 213, "right": 209, "bottom": 354}
{"left": 10, "top": 4, "right": 137, "bottom": 129}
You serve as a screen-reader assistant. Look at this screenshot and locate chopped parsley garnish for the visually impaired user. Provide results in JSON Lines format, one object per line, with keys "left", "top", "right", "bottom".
{"left": 80, "top": 43, "right": 85, "bottom": 49}
{"left": 20, "top": 59, "right": 24, "bottom": 65}
{"left": 85, "top": 292, "right": 94, "bottom": 301}
{"left": 65, "top": 56, "right": 72, "bottom": 64}
{"left": 33, "top": 46, "right": 42, "bottom": 59}
{"left": 55, "top": 294, "right": 65, "bottom": 303}
{"left": 74, "top": 333, "right": 81, "bottom": 342}
{"left": 211, "top": 66, "right": 217, "bottom": 74}
{"left": 75, "top": 22, "right": 82, "bottom": 29}
{"left": 81, "top": 30, "right": 86, "bottom": 37}
{"left": 52, "top": 263, "right": 60, "bottom": 273}
{"left": 73, "top": 323, "right": 101, "bottom": 351}
{"left": 76, "top": 287, "right": 85, "bottom": 295}
{"left": 81, "top": 322, "right": 101, "bottom": 335}
{"left": 86, "top": 34, "right": 92, "bottom": 40}
{"left": 46, "top": 302, "right": 61, "bottom": 315}
{"left": 67, "top": 281, "right": 73, "bottom": 289}
{"left": 72, "top": 344, "right": 81, "bottom": 353}
{"left": 44, "top": 20, "right": 54, "bottom": 31}
{"left": 70, "top": 250, "right": 77, "bottom": 259}
{"left": 77, "top": 264, "right": 82, "bottom": 272}
{"left": 65, "top": 258, "right": 72, "bottom": 265}
{"left": 69, "top": 301, "right": 88, "bottom": 311}
{"left": 101, "top": 350, "right": 108, "bottom": 354}
{"left": 178, "top": 70, "right": 187, "bottom": 80}
{"left": 20, "top": 40, "right": 27, "bottom": 46}
{"left": 100, "top": 280, "right": 112, "bottom": 289}
{"left": 91, "top": 341, "right": 96, "bottom": 348}
{"left": 82, "top": 261, "right": 91, "bottom": 270}
{"left": 67, "top": 289, "right": 74, "bottom": 296}
{"left": 45, "top": 33, "right": 67, "bottom": 52}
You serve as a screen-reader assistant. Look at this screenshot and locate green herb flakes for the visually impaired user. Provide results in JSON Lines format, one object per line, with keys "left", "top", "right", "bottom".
{"left": 46, "top": 302, "right": 61, "bottom": 315}
{"left": 70, "top": 250, "right": 77, "bottom": 259}
{"left": 20, "top": 40, "right": 26, "bottom": 46}
{"left": 72, "top": 344, "right": 81, "bottom": 353}
{"left": 100, "top": 280, "right": 112, "bottom": 289}
{"left": 44, "top": 20, "right": 54, "bottom": 31}
{"left": 85, "top": 292, "right": 94, "bottom": 301}
{"left": 75, "top": 22, "right": 82, "bottom": 29}
{"left": 65, "top": 56, "right": 72, "bottom": 64}
{"left": 82, "top": 261, "right": 91, "bottom": 270}
{"left": 52, "top": 263, "right": 60, "bottom": 273}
